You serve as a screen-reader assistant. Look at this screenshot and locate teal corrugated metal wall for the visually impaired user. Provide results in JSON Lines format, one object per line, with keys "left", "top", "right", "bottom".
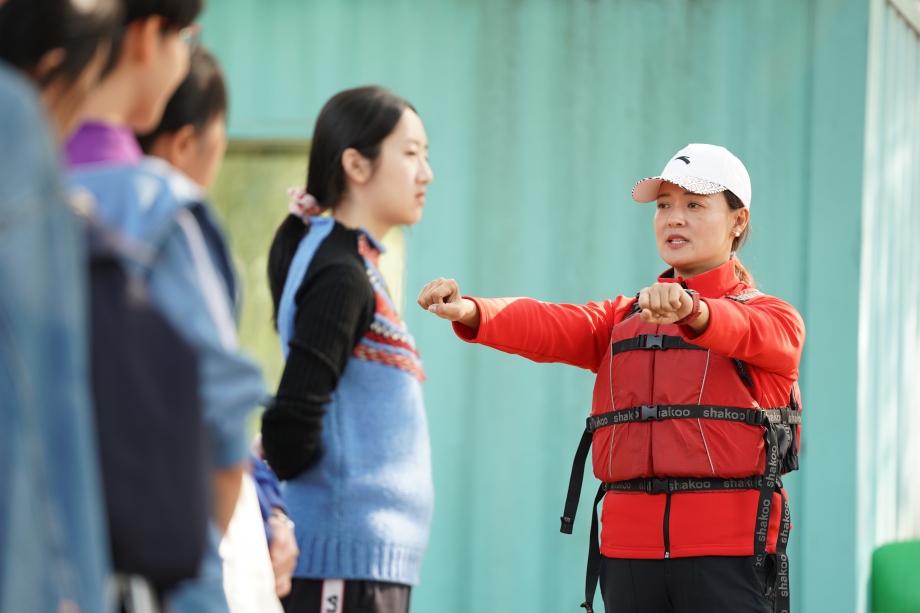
{"left": 858, "top": 1, "right": 920, "bottom": 610}
{"left": 200, "top": 1, "right": 871, "bottom": 611}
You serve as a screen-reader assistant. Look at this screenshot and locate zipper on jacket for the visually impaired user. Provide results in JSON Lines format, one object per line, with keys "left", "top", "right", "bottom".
{"left": 663, "top": 492, "right": 672, "bottom": 558}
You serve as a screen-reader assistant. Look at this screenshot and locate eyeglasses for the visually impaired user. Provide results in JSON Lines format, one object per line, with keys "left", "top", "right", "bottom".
{"left": 179, "top": 24, "right": 201, "bottom": 51}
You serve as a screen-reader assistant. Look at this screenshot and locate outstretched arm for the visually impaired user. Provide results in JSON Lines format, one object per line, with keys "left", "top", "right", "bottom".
{"left": 418, "top": 277, "right": 631, "bottom": 373}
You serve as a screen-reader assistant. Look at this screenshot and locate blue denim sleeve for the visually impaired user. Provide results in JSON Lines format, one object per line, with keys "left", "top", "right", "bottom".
{"left": 0, "top": 65, "right": 108, "bottom": 613}
{"left": 147, "top": 222, "right": 265, "bottom": 468}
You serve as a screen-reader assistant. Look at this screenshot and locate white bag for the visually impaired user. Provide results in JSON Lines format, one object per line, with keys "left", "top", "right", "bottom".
{"left": 219, "top": 473, "right": 284, "bottom": 613}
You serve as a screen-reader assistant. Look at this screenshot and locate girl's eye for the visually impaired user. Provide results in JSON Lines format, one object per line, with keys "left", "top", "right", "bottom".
{"left": 688, "top": 202, "right": 701, "bottom": 209}
{"left": 657, "top": 202, "right": 669, "bottom": 209}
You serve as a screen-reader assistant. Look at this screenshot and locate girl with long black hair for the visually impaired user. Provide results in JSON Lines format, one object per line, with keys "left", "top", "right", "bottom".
{"left": 262, "top": 86, "right": 434, "bottom": 613}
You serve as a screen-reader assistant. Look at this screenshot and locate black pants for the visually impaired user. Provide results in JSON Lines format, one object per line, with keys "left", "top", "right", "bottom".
{"left": 599, "top": 555, "right": 776, "bottom": 613}
{"left": 282, "top": 578, "right": 411, "bottom": 613}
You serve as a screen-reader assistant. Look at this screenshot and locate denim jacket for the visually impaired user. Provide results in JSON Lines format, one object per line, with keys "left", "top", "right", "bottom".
{"left": 68, "top": 142, "right": 265, "bottom": 613}
{"left": 0, "top": 63, "right": 109, "bottom": 613}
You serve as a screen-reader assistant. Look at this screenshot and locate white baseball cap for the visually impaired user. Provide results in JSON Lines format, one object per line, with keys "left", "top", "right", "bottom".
{"left": 631, "top": 143, "right": 752, "bottom": 209}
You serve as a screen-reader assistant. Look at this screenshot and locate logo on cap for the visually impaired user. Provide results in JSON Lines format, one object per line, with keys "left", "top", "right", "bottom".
{"left": 676, "top": 156, "right": 691, "bottom": 164}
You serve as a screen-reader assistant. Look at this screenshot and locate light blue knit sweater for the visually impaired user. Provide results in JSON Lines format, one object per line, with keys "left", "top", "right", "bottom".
{"left": 278, "top": 217, "right": 434, "bottom": 586}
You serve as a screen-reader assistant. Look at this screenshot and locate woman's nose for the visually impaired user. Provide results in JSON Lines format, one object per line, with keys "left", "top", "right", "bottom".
{"left": 418, "top": 160, "right": 434, "bottom": 184}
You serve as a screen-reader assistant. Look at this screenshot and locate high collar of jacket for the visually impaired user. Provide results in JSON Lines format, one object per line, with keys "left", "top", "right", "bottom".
{"left": 658, "top": 260, "right": 748, "bottom": 299}
{"left": 66, "top": 121, "right": 143, "bottom": 168}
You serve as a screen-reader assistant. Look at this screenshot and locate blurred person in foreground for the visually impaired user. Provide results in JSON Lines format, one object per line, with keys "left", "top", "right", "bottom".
{"left": 0, "top": 0, "right": 120, "bottom": 611}
{"left": 66, "top": 2, "right": 266, "bottom": 612}
{"left": 137, "top": 46, "right": 299, "bottom": 611}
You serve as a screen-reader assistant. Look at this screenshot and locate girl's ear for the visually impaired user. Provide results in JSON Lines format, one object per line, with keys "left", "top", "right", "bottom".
{"left": 33, "top": 48, "right": 66, "bottom": 82}
{"left": 341, "top": 148, "right": 373, "bottom": 186}
{"left": 127, "top": 16, "right": 161, "bottom": 66}
{"left": 145, "top": 125, "right": 196, "bottom": 169}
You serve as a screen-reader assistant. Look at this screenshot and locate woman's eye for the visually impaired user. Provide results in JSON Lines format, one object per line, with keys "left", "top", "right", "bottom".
{"left": 657, "top": 202, "right": 669, "bottom": 209}
{"left": 688, "top": 202, "right": 701, "bottom": 209}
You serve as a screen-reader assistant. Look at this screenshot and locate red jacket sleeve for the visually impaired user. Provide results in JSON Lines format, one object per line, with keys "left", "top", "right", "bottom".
{"left": 452, "top": 296, "right": 633, "bottom": 373}
{"left": 678, "top": 296, "right": 805, "bottom": 376}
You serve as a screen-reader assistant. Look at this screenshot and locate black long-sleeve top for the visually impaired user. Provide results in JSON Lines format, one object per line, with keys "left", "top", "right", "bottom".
{"left": 261, "top": 222, "right": 376, "bottom": 480}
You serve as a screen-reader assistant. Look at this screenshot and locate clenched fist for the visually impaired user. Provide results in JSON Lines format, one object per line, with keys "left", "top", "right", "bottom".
{"left": 638, "top": 282, "right": 708, "bottom": 330}
{"left": 417, "top": 277, "right": 481, "bottom": 329}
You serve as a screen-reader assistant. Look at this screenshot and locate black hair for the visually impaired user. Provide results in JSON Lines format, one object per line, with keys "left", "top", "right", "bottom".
{"left": 122, "top": 0, "right": 203, "bottom": 28}
{"left": 103, "top": 0, "right": 204, "bottom": 76}
{"left": 724, "top": 189, "right": 754, "bottom": 285}
{"left": 268, "top": 85, "right": 414, "bottom": 327}
{"left": 0, "top": 0, "right": 121, "bottom": 89}
{"left": 136, "top": 45, "right": 226, "bottom": 152}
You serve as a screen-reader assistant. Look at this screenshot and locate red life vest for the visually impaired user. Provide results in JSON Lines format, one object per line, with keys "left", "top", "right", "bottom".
{"left": 560, "top": 285, "right": 801, "bottom": 613}
{"left": 593, "top": 301, "right": 777, "bottom": 482}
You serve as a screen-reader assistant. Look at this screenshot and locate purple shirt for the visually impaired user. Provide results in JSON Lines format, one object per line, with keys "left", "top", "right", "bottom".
{"left": 66, "top": 121, "right": 143, "bottom": 167}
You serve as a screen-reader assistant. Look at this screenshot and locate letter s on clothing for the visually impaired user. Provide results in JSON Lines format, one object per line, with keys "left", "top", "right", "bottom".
{"left": 321, "top": 579, "right": 345, "bottom": 613}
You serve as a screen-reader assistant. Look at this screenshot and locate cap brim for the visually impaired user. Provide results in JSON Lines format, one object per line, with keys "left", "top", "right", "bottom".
{"left": 631, "top": 174, "right": 727, "bottom": 203}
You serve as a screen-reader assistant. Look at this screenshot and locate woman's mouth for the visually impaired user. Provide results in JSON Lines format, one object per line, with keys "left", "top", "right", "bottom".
{"left": 666, "top": 235, "right": 689, "bottom": 248}
{"left": 416, "top": 191, "right": 426, "bottom": 204}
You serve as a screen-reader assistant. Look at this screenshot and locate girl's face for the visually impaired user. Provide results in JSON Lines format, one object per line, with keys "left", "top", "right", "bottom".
{"left": 128, "top": 18, "right": 194, "bottom": 133}
{"left": 183, "top": 114, "right": 227, "bottom": 191}
{"left": 653, "top": 182, "right": 748, "bottom": 278}
{"left": 363, "top": 108, "right": 433, "bottom": 228}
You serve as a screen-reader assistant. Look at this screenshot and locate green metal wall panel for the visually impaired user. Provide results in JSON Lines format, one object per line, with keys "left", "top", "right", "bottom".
{"left": 799, "top": 1, "right": 872, "bottom": 612}
{"left": 200, "top": 2, "right": 871, "bottom": 610}
{"left": 858, "top": 1, "right": 920, "bottom": 611}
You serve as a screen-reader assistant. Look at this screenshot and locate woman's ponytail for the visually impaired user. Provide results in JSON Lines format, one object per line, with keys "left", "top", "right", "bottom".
{"left": 724, "top": 189, "right": 755, "bottom": 286}
{"left": 732, "top": 257, "right": 754, "bottom": 285}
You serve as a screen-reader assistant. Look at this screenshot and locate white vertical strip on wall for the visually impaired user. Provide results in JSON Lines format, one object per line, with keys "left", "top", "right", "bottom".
{"left": 858, "top": 2, "right": 920, "bottom": 611}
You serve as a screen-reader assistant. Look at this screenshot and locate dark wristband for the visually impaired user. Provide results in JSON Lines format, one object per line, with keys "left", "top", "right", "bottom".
{"left": 675, "top": 290, "right": 701, "bottom": 325}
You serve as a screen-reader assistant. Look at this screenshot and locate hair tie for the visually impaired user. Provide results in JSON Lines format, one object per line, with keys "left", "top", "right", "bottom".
{"left": 287, "top": 186, "right": 323, "bottom": 222}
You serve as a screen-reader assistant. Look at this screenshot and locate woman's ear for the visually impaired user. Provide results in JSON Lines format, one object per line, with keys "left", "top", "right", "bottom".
{"left": 341, "top": 148, "right": 373, "bottom": 186}
{"left": 732, "top": 207, "right": 750, "bottom": 235}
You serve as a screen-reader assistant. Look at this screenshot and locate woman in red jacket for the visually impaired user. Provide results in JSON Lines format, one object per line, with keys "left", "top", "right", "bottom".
{"left": 418, "top": 144, "right": 804, "bottom": 613}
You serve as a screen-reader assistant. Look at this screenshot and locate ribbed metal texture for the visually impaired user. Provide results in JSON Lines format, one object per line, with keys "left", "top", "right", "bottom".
{"left": 858, "top": 1, "right": 920, "bottom": 610}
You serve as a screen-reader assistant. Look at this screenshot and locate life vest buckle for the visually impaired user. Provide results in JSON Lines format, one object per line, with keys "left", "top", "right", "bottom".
{"left": 649, "top": 478, "right": 670, "bottom": 494}
{"left": 560, "top": 515, "right": 574, "bottom": 534}
{"left": 640, "top": 405, "right": 659, "bottom": 421}
{"left": 639, "top": 334, "right": 664, "bottom": 349}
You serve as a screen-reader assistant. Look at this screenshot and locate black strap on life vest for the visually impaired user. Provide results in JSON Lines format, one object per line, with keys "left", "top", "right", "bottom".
{"left": 610, "top": 333, "right": 706, "bottom": 356}
{"left": 774, "top": 488, "right": 792, "bottom": 612}
{"left": 560, "top": 429, "right": 593, "bottom": 535}
{"left": 579, "top": 485, "right": 605, "bottom": 613}
{"left": 602, "top": 475, "right": 769, "bottom": 494}
{"left": 585, "top": 403, "right": 801, "bottom": 434}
